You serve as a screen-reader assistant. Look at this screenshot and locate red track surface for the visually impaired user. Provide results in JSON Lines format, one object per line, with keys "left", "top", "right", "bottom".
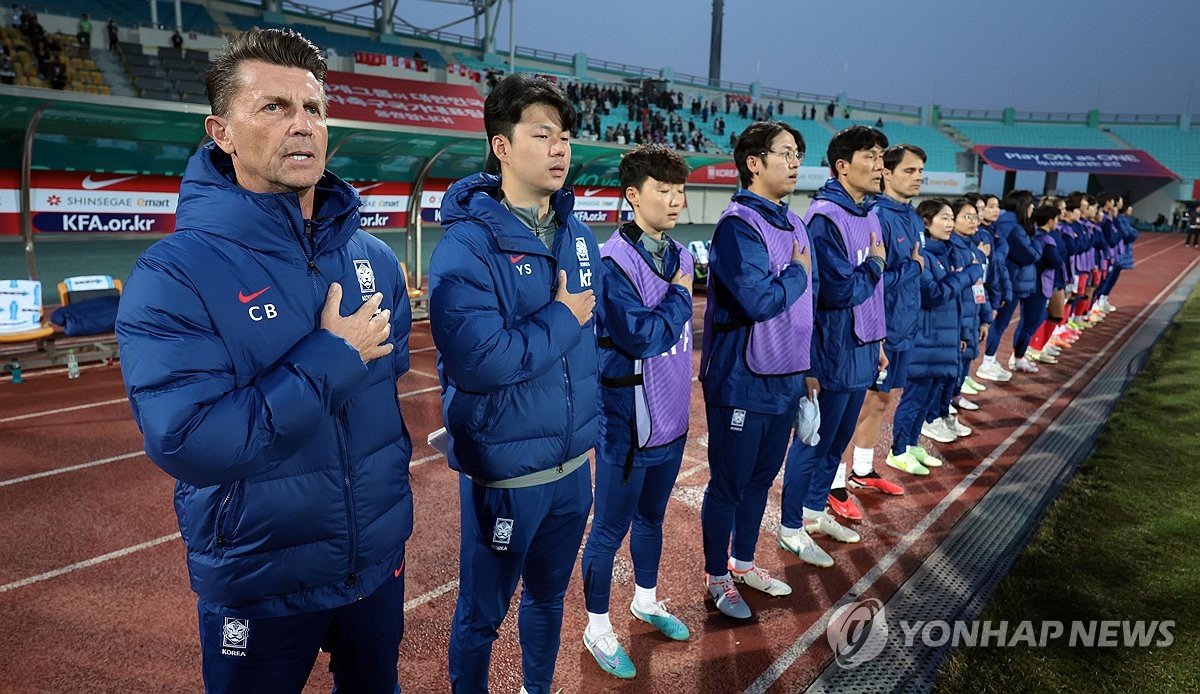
{"left": 1, "top": 233, "right": 1197, "bottom": 693}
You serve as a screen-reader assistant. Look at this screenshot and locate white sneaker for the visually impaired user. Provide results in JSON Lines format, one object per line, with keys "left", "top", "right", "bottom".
{"left": 921, "top": 418, "right": 957, "bottom": 443}
{"left": 730, "top": 563, "right": 792, "bottom": 596}
{"left": 778, "top": 529, "right": 834, "bottom": 567}
{"left": 1043, "top": 344, "right": 1062, "bottom": 358}
{"left": 944, "top": 415, "right": 971, "bottom": 437}
{"left": 948, "top": 403, "right": 959, "bottom": 415}
{"left": 1008, "top": 356, "right": 1040, "bottom": 373}
{"left": 975, "top": 361, "right": 1013, "bottom": 382}
{"left": 1100, "top": 299, "right": 1116, "bottom": 312}
{"left": 957, "top": 396, "right": 979, "bottom": 411}
{"left": 804, "top": 512, "right": 861, "bottom": 544}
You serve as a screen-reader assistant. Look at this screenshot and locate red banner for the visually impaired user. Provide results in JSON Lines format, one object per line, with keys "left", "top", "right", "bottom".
{"left": 687, "top": 162, "right": 739, "bottom": 186}
{"left": 324, "top": 71, "right": 484, "bottom": 131}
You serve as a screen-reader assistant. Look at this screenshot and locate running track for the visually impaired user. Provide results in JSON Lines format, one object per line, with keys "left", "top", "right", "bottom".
{"left": 1, "top": 232, "right": 1197, "bottom": 692}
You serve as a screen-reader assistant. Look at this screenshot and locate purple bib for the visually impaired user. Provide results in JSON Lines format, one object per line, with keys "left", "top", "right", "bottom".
{"left": 711, "top": 201, "right": 814, "bottom": 376}
{"left": 601, "top": 230, "right": 694, "bottom": 448}
{"left": 1037, "top": 233, "right": 1058, "bottom": 299}
{"left": 804, "top": 200, "right": 887, "bottom": 343}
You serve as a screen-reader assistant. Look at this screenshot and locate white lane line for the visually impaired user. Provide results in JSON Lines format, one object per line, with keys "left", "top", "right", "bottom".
{"left": 0, "top": 397, "right": 129, "bottom": 424}
{"left": 406, "top": 368, "right": 440, "bottom": 379}
{"left": 399, "top": 385, "right": 441, "bottom": 399}
{"left": 405, "top": 579, "right": 459, "bottom": 610}
{"left": 0, "top": 451, "right": 145, "bottom": 488}
{"left": 744, "top": 252, "right": 1200, "bottom": 693}
{"left": 0, "top": 532, "right": 181, "bottom": 593}
{"left": 411, "top": 346, "right": 437, "bottom": 354}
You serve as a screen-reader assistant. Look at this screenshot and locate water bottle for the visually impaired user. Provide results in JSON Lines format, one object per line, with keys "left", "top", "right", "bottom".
{"left": 9, "top": 359, "right": 21, "bottom": 384}
{"left": 66, "top": 349, "right": 80, "bottom": 379}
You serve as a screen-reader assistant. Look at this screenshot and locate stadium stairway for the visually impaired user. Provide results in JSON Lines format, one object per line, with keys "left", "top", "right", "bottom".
{"left": 93, "top": 50, "right": 136, "bottom": 98}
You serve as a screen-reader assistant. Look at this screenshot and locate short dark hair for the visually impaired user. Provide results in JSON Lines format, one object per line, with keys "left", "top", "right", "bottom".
{"left": 882, "top": 143, "right": 926, "bottom": 172}
{"left": 1033, "top": 204, "right": 1061, "bottom": 228}
{"left": 1095, "top": 191, "right": 1116, "bottom": 208}
{"left": 1001, "top": 189, "right": 1036, "bottom": 228}
{"left": 619, "top": 144, "right": 690, "bottom": 194}
{"left": 827, "top": 125, "right": 888, "bottom": 176}
{"left": 964, "top": 192, "right": 983, "bottom": 205}
{"left": 950, "top": 197, "right": 976, "bottom": 218}
{"left": 733, "top": 121, "right": 804, "bottom": 189}
{"left": 1064, "top": 191, "right": 1085, "bottom": 211}
{"left": 917, "top": 197, "right": 951, "bottom": 226}
{"left": 206, "top": 27, "right": 327, "bottom": 117}
{"left": 484, "top": 74, "right": 575, "bottom": 174}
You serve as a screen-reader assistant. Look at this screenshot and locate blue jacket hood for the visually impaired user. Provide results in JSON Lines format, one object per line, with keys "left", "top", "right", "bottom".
{"left": 175, "top": 141, "right": 362, "bottom": 257}
{"left": 813, "top": 178, "right": 873, "bottom": 217}
{"left": 440, "top": 172, "right": 578, "bottom": 251}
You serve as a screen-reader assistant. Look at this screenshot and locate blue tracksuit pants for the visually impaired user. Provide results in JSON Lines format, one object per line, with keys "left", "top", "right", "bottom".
{"left": 701, "top": 405, "right": 796, "bottom": 576}
{"left": 781, "top": 388, "right": 867, "bottom": 528}
{"left": 1013, "top": 294, "right": 1049, "bottom": 358}
{"left": 892, "top": 376, "right": 950, "bottom": 456}
{"left": 581, "top": 437, "right": 685, "bottom": 614}
{"left": 449, "top": 464, "right": 592, "bottom": 694}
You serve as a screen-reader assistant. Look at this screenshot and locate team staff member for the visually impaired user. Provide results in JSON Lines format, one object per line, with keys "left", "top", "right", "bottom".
{"left": 430, "top": 74, "right": 601, "bottom": 694}
{"left": 779, "top": 125, "right": 888, "bottom": 568}
{"left": 699, "top": 121, "right": 812, "bottom": 619}
{"left": 117, "top": 28, "right": 414, "bottom": 692}
{"left": 842, "top": 144, "right": 927, "bottom": 507}
{"left": 579, "top": 145, "right": 694, "bottom": 680}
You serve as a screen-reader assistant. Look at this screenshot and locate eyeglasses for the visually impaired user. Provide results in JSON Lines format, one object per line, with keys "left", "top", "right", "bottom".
{"left": 764, "top": 148, "right": 804, "bottom": 164}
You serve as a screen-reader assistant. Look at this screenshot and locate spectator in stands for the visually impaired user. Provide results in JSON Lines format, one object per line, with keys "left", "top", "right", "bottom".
{"left": 0, "top": 53, "right": 13, "bottom": 85}
{"left": 171, "top": 29, "right": 183, "bottom": 50}
{"left": 826, "top": 101, "right": 835, "bottom": 120}
{"left": 875, "top": 117, "right": 884, "bottom": 128}
{"left": 48, "top": 57, "right": 66, "bottom": 89}
{"left": 699, "top": 121, "right": 812, "bottom": 619}
{"left": 106, "top": 18, "right": 118, "bottom": 51}
{"left": 116, "top": 27, "right": 414, "bottom": 693}
{"left": 429, "top": 72, "right": 600, "bottom": 694}
{"left": 77, "top": 13, "right": 90, "bottom": 48}
{"left": 779, "top": 125, "right": 888, "bottom": 566}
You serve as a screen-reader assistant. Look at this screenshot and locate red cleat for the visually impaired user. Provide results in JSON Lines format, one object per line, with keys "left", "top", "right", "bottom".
{"left": 848, "top": 471, "right": 906, "bottom": 495}
{"left": 827, "top": 491, "right": 862, "bottom": 521}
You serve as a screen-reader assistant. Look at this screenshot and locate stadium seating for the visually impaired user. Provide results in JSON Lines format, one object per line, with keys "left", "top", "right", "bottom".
{"left": 1108, "top": 125, "right": 1200, "bottom": 180}
{"left": 829, "top": 119, "right": 962, "bottom": 172}
{"left": 226, "top": 11, "right": 447, "bottom": 69}
{"left": 945, "top": 121, "right": 1117, "bottom": 149}
{"left": 35, "top": 0, "right": 218, "bottom": 35}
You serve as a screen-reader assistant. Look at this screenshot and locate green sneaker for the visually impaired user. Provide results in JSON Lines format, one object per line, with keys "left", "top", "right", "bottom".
{"left": 630, "top": 599, "right": 690, "bottom": 641}
{"left": 908, "top": 445, "right": 943, "bottom": 468}
{"left": 886, "top": 451, "right": 929, "bottom": 476}
{"left": 583, "top": 629, "right": 637, "bottom": 679}
{"left": 964, "top": 376, "right": 987, "bottom": 392}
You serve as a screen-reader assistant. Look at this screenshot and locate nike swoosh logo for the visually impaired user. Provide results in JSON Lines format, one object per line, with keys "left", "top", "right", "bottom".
{"left": 81, "top": 174, "right": 140, "bottom": 190}
{"left": 583, "top": 188, "right": 603, "bottom": 197}
{"left": 353, "top": 182, "right": 384, "bottom": 194}
{"left": 238, "top": 286, "right": 271, "bottom": 303}
{"left": 510, "top": 254, "right": 525, "bottom": 263}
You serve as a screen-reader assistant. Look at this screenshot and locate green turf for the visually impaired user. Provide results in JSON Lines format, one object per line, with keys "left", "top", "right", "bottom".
{"left": 935, "top": 284, "right": 1200, "bottom": 693}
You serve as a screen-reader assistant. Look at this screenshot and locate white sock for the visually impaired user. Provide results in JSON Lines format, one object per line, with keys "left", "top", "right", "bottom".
{"left": 982, "top": 354, "right": 997, "bottom": 368}
{"left": 831, "top": 463, "right": 847, "bottom": 490}
{"left": 852, "top": 446, "right": 875, "bottom": 476}
{"left": 730, "top": 557, "right": 753, "bottom": 573}
{"left": 802, "top": 507, "right": 823, "bottom": 523}
{"left": 586, "top": 611, "right": 612, "bottom": 637}
{"left": 634, "top": 584, "right": 657, "bottom": 609}
{"left": 779, "top": 524, "right": 801, "bottom": 537}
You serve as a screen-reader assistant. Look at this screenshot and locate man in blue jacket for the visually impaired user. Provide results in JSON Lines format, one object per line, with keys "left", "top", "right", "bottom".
{"left": 428, "top": 74, "right": 600, "bottom": 694}
{"left": 116, "top": 28, "right": 414, "bottom": 692}
{"left": 699, "top": 121, "right": 812, "bottom": 619}
{"left": 779, "top": 126, "right": 887, "bottom": 568}
{"left": 843, "top": 144, "right": 926, "bottom": 500}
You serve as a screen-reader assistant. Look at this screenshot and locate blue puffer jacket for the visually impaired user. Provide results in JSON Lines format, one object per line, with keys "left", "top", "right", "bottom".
{"left": 979, "top": 223, "right": 1011, "bottom": 306}
{"left": 873, "top": 194, "right": 924, "bottom": 351}
{"left": 430, "top": 173, "right": 601, "bottom": 482}
{"left": 949, "top": 234, "right": 991, "bottom": 360}
{"left": 1117, "top": 214, "right": 1138, "bottom": 270}
{"left": 117, "top": 142, "right": 414, "bottom": 618}
{"left": 909, "top": 236, "right": 983, "bottom": 380}
{"left": 807, "top": 179, "right": 885, "bottom": 392}
{"left": 997, "top": 210, "right": 1037, "bottom": 299}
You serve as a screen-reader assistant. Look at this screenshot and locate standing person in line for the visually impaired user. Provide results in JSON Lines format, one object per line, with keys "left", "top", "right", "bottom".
{"left": 842, "top": 144, "right": 926, "bottom": 495}
{"left": 974, "top": 193, "right": 1011, "bottom": 382}
{"left": 889, "top": 199, "right": 983, "bottom": 472}
{"left": 944, "top": 198, "right": 991, "bottom": 422}
{"left": 429, "top": 74, "right": 601, "bottom": 694}
{"left": 1008, "top": 205, "right": 1066, "bottom": 372}
{"left": 1188, "top": 206, "right": 1200, "bottom": 247}
{"left": 979, "top": 190, "right": 1039, "bottom": 375}
{"left": 577, "top": 145, "right": 695, "bottom": 680}
{"left": 779, "top": 125, "right": 888, "bottom": 568}
{"left": 116, "top": 28, "right": 414, "bottom": 692}
{"left": 698, "top": 121, "right": 813, "bottom": 619}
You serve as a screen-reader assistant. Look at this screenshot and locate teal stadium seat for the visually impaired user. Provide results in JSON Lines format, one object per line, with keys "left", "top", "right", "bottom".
{"left": 1108, "top": 125, "right": 1200, "bottom": 180}
{"left": 946, "top": 121, "right": 1116, "bottom": 150}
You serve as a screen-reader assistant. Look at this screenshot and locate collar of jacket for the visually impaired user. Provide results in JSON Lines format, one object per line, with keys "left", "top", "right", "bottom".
{"left": 441, "top": 172, "right": 578, "bottom": 256}
{"left": 813, "top": 178, "right": 874, "bottom": 216}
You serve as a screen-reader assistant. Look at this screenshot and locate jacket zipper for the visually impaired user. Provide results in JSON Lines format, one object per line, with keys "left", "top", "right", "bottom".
{"left": 335, "top": 413, "right": 362, "bottom": 600}
{"left": 560, "top": 355, "right": 573, "bottom": 471}
{"left": 215, "top": 481, "right": 242, "bottom": 549}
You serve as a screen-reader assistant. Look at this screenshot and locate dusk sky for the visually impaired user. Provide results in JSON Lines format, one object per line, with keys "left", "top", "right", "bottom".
{"left": 300, "top": 0, "right": 1200, "bottom": 115}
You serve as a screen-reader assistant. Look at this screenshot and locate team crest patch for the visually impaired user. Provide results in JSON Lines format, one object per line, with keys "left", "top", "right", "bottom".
{"left": 222, "top": 617, "right": 249, "bottom": 650}
{"left": 575, "top": 237, "right": 590, "bottom": 264}
{"left": 492, "top": 518, "right": 514, "bottom": 546}
{"left": 354, "top": 260, "right": 376, "bottom": 293}
{"left": 731, "top": 409, "right": 746, "bottom": 432}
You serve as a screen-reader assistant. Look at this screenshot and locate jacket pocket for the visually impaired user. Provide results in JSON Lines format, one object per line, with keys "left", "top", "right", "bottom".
{"left": 214, "top": 481, "right": 244, "bottom": 551}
